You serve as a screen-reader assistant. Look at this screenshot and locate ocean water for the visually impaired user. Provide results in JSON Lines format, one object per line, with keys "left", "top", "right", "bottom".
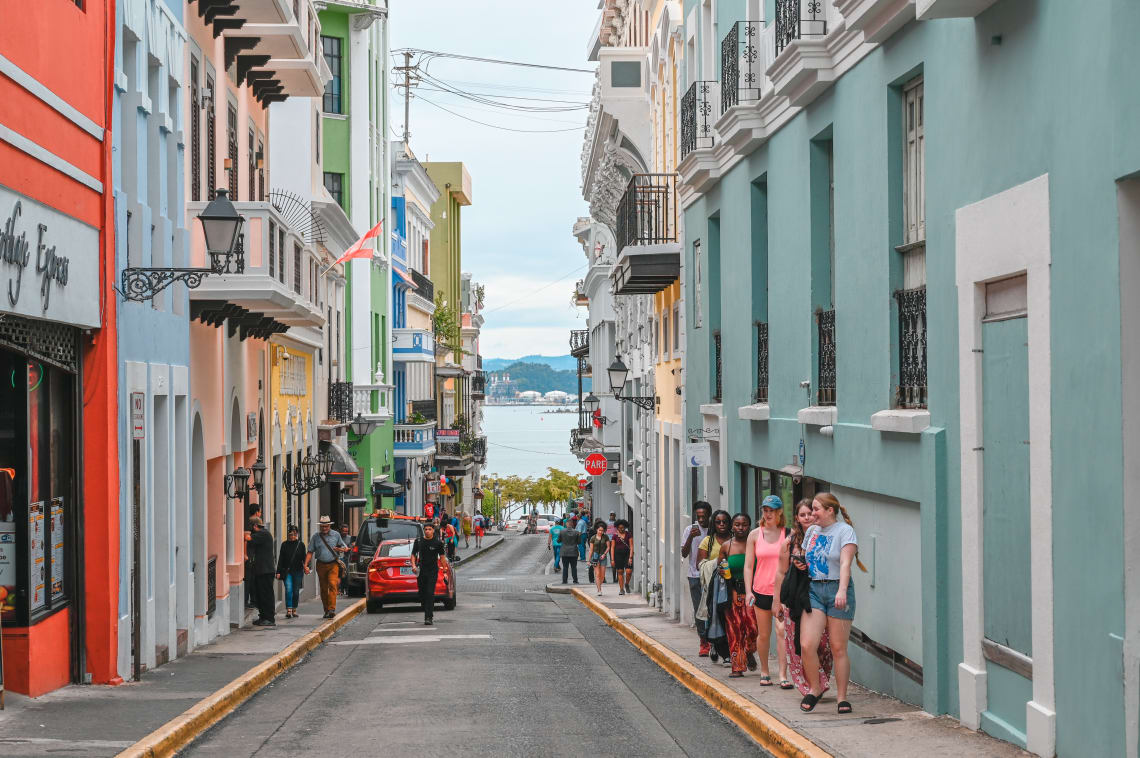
{"left": 481, "top": 405, "right": 583, "bottom": 480}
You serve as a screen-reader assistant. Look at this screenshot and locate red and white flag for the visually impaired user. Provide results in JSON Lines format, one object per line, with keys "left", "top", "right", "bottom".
{"left": 331, "top": 220, "right": 384, "bottom": 267}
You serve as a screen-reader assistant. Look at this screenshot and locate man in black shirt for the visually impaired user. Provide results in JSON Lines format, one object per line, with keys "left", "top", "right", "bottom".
{"left": 411, "top": 523, "right": 445, "bottom": 626}
{"left": 247, "top": 517, "right": 276, "bottom": 626}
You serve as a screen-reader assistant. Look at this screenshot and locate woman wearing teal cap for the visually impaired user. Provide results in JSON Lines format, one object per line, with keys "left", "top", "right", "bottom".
{"left": 744, "top": 494, "right": 793, "bottom": 688}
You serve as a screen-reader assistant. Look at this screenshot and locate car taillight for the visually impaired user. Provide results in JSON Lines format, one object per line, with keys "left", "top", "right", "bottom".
{"left": 352, "top": 545, "right": 359, "bottom": 555}
{"left": 405, "top": 559, "right": 412, "bottom": 566}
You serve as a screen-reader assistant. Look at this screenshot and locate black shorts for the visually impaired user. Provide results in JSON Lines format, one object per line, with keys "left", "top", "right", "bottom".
{"left": 752, "top": 591, "right": 773, "bottom": 611}
{"left": 613, "top": 550, "right": 631, "bottom": 570}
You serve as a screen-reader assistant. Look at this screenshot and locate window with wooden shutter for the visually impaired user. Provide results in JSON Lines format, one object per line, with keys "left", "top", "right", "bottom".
{"left": 248, "top": 128, "right": 255, "bottom": 202}
{"left": 190, "top": 60, "right": 200, "bottom": 202}
{"left": 278, "top": 228, "right": 286, "bottom": 284}
{"left": 206, "top": 75, "right": 216, "bottom": 199}
{"left": 294, "top": 243, "right": 302, "bottom": 294}
{"left": 269, "top": 221, "right": 276, "bottom": 278}
{"left": 227, "top": 105, "right": 238, "bottom": 200}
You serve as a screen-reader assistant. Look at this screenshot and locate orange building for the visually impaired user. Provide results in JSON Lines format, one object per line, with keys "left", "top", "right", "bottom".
{"left": 0, "top": 0, "right": 119, "bottom": 694}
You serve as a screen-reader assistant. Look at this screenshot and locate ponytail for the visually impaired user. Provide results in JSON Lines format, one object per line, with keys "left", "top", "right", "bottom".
{"left": 815, "top": 493, "right": 869, "bottom": 573}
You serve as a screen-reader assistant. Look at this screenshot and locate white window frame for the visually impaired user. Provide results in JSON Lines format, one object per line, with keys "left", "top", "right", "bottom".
{"left": 903, "top": 76, "right": 925, "bottom": 247}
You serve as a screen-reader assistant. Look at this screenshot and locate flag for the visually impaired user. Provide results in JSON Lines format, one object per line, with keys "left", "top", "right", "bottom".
{"left": 331, "top": 220, "right": 384, "bottom": 267}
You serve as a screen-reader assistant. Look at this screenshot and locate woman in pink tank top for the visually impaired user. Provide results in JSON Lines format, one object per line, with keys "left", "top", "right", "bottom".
{"left": 743, "top": 495, "right": 792, "bottom": 688}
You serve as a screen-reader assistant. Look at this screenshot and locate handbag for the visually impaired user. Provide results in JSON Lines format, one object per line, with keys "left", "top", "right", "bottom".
{"left": 317, "top": 531, "right": 348, "bottom": 579}
{"left": 280, "top": 540, "right": 302, "bottom": 579}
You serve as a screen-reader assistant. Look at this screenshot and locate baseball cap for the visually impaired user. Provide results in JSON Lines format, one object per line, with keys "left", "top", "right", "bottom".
{"left": 761, "top": 495, "right": 783, "bottom": 510}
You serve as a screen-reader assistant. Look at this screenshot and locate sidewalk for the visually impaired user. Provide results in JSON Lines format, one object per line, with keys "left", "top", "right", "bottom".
{"left": 0, "top": 535, "right": 504, "bottom": 758}
{"left": 570, "top": 588, "right": 1031, "bottom": 758}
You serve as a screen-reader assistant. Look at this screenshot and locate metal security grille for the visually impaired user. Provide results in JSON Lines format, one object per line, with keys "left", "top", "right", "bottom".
{"left": 713, "top": 330, "right": 723, "bottom": 403}
{"left": 206, "top": 76, "right": 216, "bottom": 199}
{"left": 293, "top": 243, "right": 302, "bottom": 294}
{"left": 190, "top": 61, "right": 200, "bottom": 202}
{"left": 895, "top": 287, "right": 927, "bottom": 408}
{"left": 755, "top": 321, "right": 769, "bottom": 404}
{"left": 227, "top": 105, "right": 238, "bottom": 200}
{"left": 0, "top": 315, "right": 79, "bottom": 373}
{"left": 329, "top": 381, "right": 353, "bottom": 422}
{"left": 269, "top": 220, "right": 277, "bottom": 278}
{"left": 278, "top": 228, "right": 286, "bottom": 284}
{"left": 817, "top": 309, "right": 836, "bottom": 405}
{"left": 206, "top": 556, "right": 217, "bottom": 618}
{"left": 776, "top": 0, "right": 828, "bottom": 57}
{"left": 681, "top": 81, "right": 716, "bottom": 157}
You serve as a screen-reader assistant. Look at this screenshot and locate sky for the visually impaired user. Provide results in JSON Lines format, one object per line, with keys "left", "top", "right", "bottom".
{"left": 389, "top": 1, "right": 597, "bottom": 360}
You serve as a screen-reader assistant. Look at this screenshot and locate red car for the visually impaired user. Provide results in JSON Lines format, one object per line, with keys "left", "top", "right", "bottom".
{"left": 366, "top": 538, "right": 456, "bottom": 613}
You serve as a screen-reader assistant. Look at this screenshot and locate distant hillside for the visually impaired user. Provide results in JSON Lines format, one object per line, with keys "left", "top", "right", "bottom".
{"left": 489, "top": 361, "right": 579, "bottom": 396}
{"left": 483, "top": 354, "right": 576, "bottom": 372}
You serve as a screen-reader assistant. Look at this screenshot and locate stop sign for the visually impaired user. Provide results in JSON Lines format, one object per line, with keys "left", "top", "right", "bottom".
{"left": 578, "top": 478, "right": 587, "bottom": 489}
{"left": 584, "top": 453, "right": 608, "bottom": 476}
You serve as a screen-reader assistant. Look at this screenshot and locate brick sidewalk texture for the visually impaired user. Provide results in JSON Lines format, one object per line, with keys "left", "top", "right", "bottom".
{"left": 584, "top": 589, "right": 1032, "bottom": 758}
{"left": 0, "top": 535, "right": 502, "bottom": 758}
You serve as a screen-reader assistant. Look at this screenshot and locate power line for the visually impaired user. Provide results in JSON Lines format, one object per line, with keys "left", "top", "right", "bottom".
{"left": 486, "top": 440, "right": 573, "bottom": 456}
{"left": 412, "top": 91, "right": 586, "bottom": 125}
{"left": 416, "top": 95, "right": 585, "bottom": 134}
{"left": 393, "top": 47, "right": 594, "bottom": 74}
{"left": 416, "top": 70, "right": 588, "bottom": 113}
{"left": 414, "top": 88, "right": 589, "bottom": 106}
{"left": 482, "top": 264, "right": 588, "bottom": 315}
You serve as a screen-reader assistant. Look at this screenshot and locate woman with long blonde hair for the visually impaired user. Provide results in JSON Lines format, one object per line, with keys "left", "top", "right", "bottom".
{"left": 795, "top": 493, "right": 866, "bottom": 715}
{"left": 781, "top": 499, "right": 833, "bottom": 695}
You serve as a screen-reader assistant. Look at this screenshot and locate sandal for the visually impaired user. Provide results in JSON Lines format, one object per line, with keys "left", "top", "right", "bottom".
{"left": 837, "top": 700, "right": 853, "bottom": 714}
{"left": 779, "top": 680, "right": 794, "bottom": 690}
{"left": 800, "top": 693, "right": 820, "bottom": 713}
{"left": 758, "top": 674, "right": 772, "bottom": 686}
{"left": 747, "top": 655, "right": 758, "bottom": 672}
{"left": 729, "top": 671, "right": 744, "bottom": 678}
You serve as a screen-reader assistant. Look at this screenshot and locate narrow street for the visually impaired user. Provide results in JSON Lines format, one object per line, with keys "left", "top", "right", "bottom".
{"left": 183, "top": 534, "right": 764, "bottom": 757}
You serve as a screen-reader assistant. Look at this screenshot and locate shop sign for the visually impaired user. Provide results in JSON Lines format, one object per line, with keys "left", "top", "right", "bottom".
{"left": 131, "top": 392, "right": 145, "bottom": 439}
{"left": 50, "top": 498, "right": 64, "bottom": 600}
{"left": 436, "top": 428, "right": 460, "bottom": 439}
{"left": 686, "top": 442, "right": 711, "bottom": 467}
{"left": 247, "top": 413, "right": 258, "bottom": 443}
{"left": 0, "top": 521, "right": 15, "bottom": 621}
{"left": 28, "top": 501, "right": 45, "bottom": 612}
{"left": 427, "top": 480, "right": 440, "bottom": 494}
{"left": 0, "top": 187, "right": 99, "bottom": 328}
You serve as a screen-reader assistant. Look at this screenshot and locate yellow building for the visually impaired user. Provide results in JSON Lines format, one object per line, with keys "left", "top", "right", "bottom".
{"left": 267, "top": 341, "right": 316, "bottom": 533}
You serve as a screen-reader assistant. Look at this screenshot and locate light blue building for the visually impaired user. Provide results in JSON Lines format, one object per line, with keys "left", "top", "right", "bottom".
{"left": 111, "top": 0, "right": 192, "bottom": 676}
{"left": 678, "top": 1, "right": 1139, "bottom": 755}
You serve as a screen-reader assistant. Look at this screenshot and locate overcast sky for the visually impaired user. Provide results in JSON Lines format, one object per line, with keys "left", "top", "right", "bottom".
{"left": 390, "top": 1, "right": 597, "bottom": 360}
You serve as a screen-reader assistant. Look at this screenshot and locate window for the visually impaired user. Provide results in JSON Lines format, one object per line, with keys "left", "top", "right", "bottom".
{"left": 693, "top": 239, "right": 703, "bottom": 329}
{"left": 293, "top": 242, "right": 302, "bottom": 294}
{"left": 248, "top": 128, "right": 255, "bottom": 202}
{"left": 322, "top": 36, "right": 343, "bottom": 113}
{"left": 269, "top": 220, "right": 277, "bottom": 278}
{"left": 278, "top": 228, "right": 286, "bottom": 284}
{"left": 896, "top": 76, "right": 927, "bottom": 408}
{"left": 903, "top": 77, "right": 925, "bottom": 246}
{"left": 226, "top": 104, "right": 238, "bottom": 200}
{"left": 281, "top": 352, "right": 306, "bottom": 396}
{"left": 206, "top": 75, "right": 216, "bottom": 199}
{"left": 190, "top": 60, "right": 200, "bottom": 202}
{"left": 324, "top": 172, "right": 343, "bottom": 207}
{"left": 257, "top": 139, "right": 265, "bottom": 200}
{"left": 315, "top": 111, "right": 320, "bottom": 163}
{"left": 673, "top": 304, "right": 680, "bottom": 354}
{"left": 662, "top": 308, "right": 671, "bottom": 358}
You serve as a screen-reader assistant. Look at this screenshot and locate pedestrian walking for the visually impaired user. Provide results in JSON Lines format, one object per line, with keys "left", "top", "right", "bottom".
{"left": 720, "top": 513, "right": 758, "bottom": 677}
{"left": 698, "top": 510, "right": 733, "bottom": 664}
{"left": 796, "top": 493, "right": 866, "bottom": 714}
{"left": 443, "top": 520, "right": 459, "bottom": 561}
{"left": 781, "top": 499, "right": 833, "bottom": 696}
{"left": 681, "top": 501, "right": 712, "bottom": 656}
{"left": 575, "top": 510, "right": 588, "bottom": 562}
{"left": 338, "top": 523, "right": 355, "bottom": 595}
{"left": 548, "top": 518, "right": 565, "bottom": 571}
{"left": 304, "top": 515, "right": 349, "bottom": 619}
{"left": 606, "top": 512, "right": 617, "bottom": 537}
{"left": 461, "top": 512, "right": 472, "bottom": 548}
{"left": 588, "top": 522, "right": 612, "bottom": 595}
{"left": 411, "top": 522, "right": 446, "bottom": 625}
{"left": 244, "top": 504, "right": 263, "bottom": 609}
{"left": 247, "top": 517, "right": 276, "bottom": 627}
{"left": 744, "top": 495, "right": 792, "bottom": 688}
{"left": 276, "top": 524, "right": 306, "bottom": 619}
{"left": 612, "top": 519, "right": 633, "bottom": 595}
{"left": 473, "top": 512, "right": 486, "bottom": 548}
{"left": 559, "top": 516, "right": 582, "bottom": 584}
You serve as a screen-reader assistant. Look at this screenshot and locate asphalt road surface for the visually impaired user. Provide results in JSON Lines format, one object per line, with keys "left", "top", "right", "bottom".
{"left": 185, "top": 533, "right": 768, "bottom": 757}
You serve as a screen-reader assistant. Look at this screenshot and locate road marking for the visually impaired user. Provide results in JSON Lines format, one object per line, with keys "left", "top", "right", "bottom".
{"left": 330, "top": 634, "right": 491, "bottom": 646}
{"left": 371, "top": 626, "right": 436, "bottom": 633}
{"left": 467, "top": 577, "right": 506, "bottom": 581}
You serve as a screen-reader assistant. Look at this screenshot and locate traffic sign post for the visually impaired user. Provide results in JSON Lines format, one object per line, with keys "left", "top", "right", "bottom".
{"left": 584, "top": 453, "right": 607, "bottom": 476}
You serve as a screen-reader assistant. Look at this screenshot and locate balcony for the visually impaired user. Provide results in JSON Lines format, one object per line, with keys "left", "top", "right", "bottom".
{"left": 394, "top": 421, "right": 437, "bottom": 458}
{"left": 393, "top": 328, "right": 435, "bottom": 363}
{"left": 188, "top": 200, "right": 325, "bottom": 329}
{"left": 410, "top": 268, "right": 434, "bottom": 308}
{"left": 570, "top": 329, "right": 590, "bottom": 358}
{"left": 472, "top": 436, "right": 487, "bottom": 465}
{"left": 435, "top": 432, "right": 473, "bottom": 471}
{"left": 767, "top": 0, "right": 850, "bottom": 108}
{"left": 471, "top": 371, "right": 486, "bottom": 399}
{"left": 817, "top": 309, "right": 837, "bottom": 406}
{"left": 681, "top": 81, "right": 717, "bottom": 159}
{"left": 721, "top": 21, "right": 766, "bottom": 113}
{"left": 612, "top": 174, "right": 681, "bottom": 296}
{"left": 573, "top": 280, "right": 589, "bottom": 306}
{"left": 328, "top": 381, "right": 353, "bottom": 423}
{"left": 353, "top": 383, "right": 393, "bottom": 423}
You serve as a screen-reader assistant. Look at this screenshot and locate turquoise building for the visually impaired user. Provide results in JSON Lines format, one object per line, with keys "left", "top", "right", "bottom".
{"left": 678, "top": 1, "right": 1139, "bottom": 755}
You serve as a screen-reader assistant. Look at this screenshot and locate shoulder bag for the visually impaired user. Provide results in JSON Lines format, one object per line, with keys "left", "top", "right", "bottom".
{"left": 317, "top": 531, "right": 348, "bottom": 580}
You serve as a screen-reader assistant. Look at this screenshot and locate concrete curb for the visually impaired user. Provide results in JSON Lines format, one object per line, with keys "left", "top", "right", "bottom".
{"left": 568, "top": 588, "right": 832, "bottom": 758}
{"left": 545, "top": 583, "right": 573, "bottom": 594}
{"left": 453, "top": 535, "right": 505, "bottom": 566}
{"left": 115, "top": 599, "right": 366, "bottom": 758}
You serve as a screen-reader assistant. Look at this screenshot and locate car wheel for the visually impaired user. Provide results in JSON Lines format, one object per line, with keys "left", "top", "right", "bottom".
{"left": 443, "top": 594, "right": 456, "bottom": 611}
{"left": 366, "top": 597, "right": 383, "bottom": 614}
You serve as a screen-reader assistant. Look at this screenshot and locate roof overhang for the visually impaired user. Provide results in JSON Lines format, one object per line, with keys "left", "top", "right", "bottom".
{"left": 612, "top": 242, "right": 681, "bottom": 295}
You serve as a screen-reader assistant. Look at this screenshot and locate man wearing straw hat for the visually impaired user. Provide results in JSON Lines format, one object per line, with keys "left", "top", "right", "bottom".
{"left": 304, "top": 515, "right": 349, "bottom": 619}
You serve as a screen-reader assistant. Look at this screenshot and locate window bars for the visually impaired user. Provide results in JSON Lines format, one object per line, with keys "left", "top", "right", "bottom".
{"left": 329, "top": 381, "right": 354, "bottom": 423}
{"left": 206, "top": 77, "right": 216, "bottom": 200}
{"left": 713, "top": 330, "right": 723, "bottom": 403}
{"left": 681, "top": 81, "right": 716, "bottom": 158}
{"left": 817, "top": 309, "right": 836, "bottom": 405}
{"left": 721, "top": 21, "right": 762, "bottom": 113}
{"left": 191, "top": 62, "right": 201, "bottom": 202}
{"left": 755, "top": 321, "right": 769, "bottom": 404}
{"left": 775, "top": 0, "right": 828, "bottom": 58}
{"left": 894, "top": 286, "right": 927, "bottom": 408}
{"left": 227, "top": 105, "right": 238, "bottom": 200}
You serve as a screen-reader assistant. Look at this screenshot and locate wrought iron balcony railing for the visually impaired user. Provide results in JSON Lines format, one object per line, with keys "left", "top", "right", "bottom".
{"left": 472, "top": 436, "right": 487, "bottom": 464}
{"left": 721, "top": 21, "right": 763, "bottom": 113}
{"left": 471, "top": 370, "right": 486, "bottom": 397}
{"left": 713, "top": 330, "right": 723, "bottom": 403}
{"left": 775, "top": 0, "right": 829, "bottom": 58}
{"left": 570, "top": 329, "right": 590, "bottom": 358}
{"left": 894, "top": 287, "right": 927, "bottom": 408}
{"left": 411, "top": 267, "right": 434, "bottom": 302}
{"left": 755, "top": 322, "right": 769, "bottom": 404}
{"left": 616, "top": 173, "right": 679, "bottom": 253}
{"left": 817, "top": 309, "right": 836, "bottom": 406}
{"left": 329, "top": 380, "right": 353, "bottom": 423}
{"left": 681, "top": 81, "right": 717, "bottom": 158}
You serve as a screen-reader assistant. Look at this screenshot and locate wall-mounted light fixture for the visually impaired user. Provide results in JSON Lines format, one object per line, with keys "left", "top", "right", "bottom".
{"left": 607, "top": 358, "right": 657, "bottom": 412}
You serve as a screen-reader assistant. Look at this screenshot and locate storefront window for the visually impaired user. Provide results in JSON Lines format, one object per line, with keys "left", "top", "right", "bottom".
{"left": 0, "top": 347, "right": 75, "bottom": 626}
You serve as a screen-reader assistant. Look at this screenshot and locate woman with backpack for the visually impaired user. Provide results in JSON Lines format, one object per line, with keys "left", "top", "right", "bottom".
{"left": 744, "top": 495, "right": 793, "bottom": 688}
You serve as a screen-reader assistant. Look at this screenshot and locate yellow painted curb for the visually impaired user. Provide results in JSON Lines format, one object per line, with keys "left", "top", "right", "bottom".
{"left": 572, "top": 589, "right": 832, "bottom": 758}
{"left": 116, "top": 599, "right": 366, "bottom": 758}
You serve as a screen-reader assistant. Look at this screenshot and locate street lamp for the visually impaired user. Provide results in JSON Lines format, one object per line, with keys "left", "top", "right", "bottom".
{"left": 583, "top": 393, "right": 600, "bottom": 414}
{"left": 224, "top": 466, "right": 252, "bottom": 501}
{"left": 607, "top": 357, "right": 657, "bottom": 411}
{"left": 349, "top": 412, "right": 379, "bottom": 439}
{"left": 249, "top": 455, "right": 267, "bottom": 495}
{"left": 121, "top": 188, "right": 246, "bottom": 301}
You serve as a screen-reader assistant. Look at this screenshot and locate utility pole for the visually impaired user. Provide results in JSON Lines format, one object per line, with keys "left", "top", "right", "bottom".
{"left": 394, "top": 51, "right": 416, "bottom": 144}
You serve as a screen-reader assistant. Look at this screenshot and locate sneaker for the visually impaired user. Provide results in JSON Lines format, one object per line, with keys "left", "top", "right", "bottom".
{"left": 425, "top": 618, "right": 434, "bottom": 626}
{"left": 699, "top": 641, "right": 711, "bottom": 657}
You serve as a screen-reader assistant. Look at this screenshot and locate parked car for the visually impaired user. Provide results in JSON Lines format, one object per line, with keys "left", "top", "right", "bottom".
{"left": 345, "top": 511, "right": 424, "bottom": 594}
{"left": 366, "top": 539, "right": 455, "bottom": 613}
{"left": 535, "top": 518, "right": 552, "bottom": 533}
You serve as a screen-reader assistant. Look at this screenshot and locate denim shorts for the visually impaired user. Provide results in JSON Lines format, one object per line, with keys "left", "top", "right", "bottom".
{"left": 809, "top": 580, "right": 856, "bottom": 620}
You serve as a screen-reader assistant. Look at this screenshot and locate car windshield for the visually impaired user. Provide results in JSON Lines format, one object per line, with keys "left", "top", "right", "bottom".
{"left": 380, "top": 542, "right": 414, "bottom": 557}
{"left": 357, "top": 520, "right": 423, "bottom": 550}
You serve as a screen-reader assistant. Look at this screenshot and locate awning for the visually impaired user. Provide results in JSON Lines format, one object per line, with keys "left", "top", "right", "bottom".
{"left": 393, "top": 264, "right": 415, "bottom": 286}
{"left": 372, "top": 480, "right": 405, "bottom": 497}
{"left": 343, "top": 496, "right": 368, "bottom": 508}
{"left": 324, "top": 441, "right": 359, "bottom": 482}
